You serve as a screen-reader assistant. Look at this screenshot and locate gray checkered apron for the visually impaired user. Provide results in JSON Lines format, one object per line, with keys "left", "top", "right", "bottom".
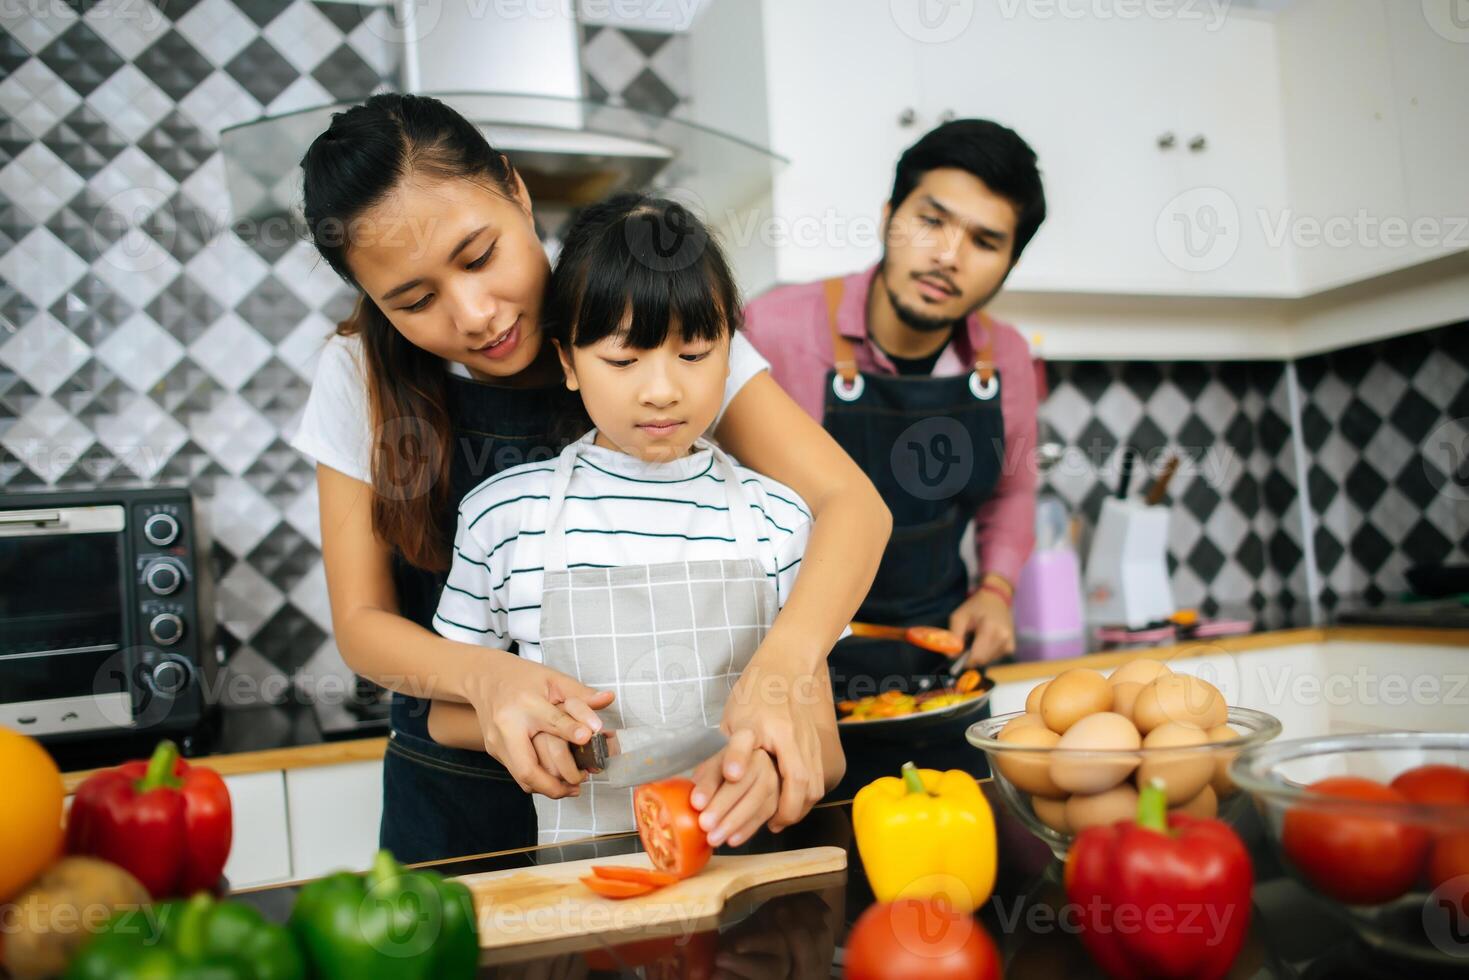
{"left": 533, "top": 434, "right": 779, "bottom": 844}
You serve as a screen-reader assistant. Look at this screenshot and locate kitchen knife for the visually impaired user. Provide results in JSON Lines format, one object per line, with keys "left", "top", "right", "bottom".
{"left": 572, "top": 725, "right": 728, "bottom": 789}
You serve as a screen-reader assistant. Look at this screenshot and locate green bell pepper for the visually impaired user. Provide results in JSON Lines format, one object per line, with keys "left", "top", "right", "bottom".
{"left": 66, "top": 892, "right": 305, "bottom": 980}
{"left": 287, "top": 850, "right": 478, "bottom": 980}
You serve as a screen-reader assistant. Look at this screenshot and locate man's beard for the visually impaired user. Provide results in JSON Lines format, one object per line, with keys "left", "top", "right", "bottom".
{"left": 878, "top": 260, "right": 998, "bottom": 335}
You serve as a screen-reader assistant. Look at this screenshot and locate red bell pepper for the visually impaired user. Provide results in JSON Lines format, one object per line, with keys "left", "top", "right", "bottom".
{"left": 65, "top": 739, "right": 232, "bottom": 898}
{"left": 1064, "top": 781, "right": 1252, "bottom": 980}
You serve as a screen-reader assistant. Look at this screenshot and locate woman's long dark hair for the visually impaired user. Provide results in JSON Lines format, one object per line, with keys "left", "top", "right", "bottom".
{"left": 300, "top": 94, "right": 518, "bottom": 571}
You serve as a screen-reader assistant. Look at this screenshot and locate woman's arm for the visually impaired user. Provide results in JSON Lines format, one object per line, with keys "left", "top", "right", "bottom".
{"left": 716, "top": 372, "right": 891, "bottom": 674}
{"left": 316, "top": 463, "right": 609, "bottom": 797}
{"left": 714, "top": 372, "right": 887, "bottom": 826}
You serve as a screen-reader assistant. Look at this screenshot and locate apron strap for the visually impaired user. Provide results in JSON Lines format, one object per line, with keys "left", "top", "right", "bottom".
{"left": 829, "top": 275, "right": 997, "bottom": 389}
{"left": 708, "top": 444, "right": 762, "bottom": 559}
{"left": 541, "top": 435, "right": 588, "bottom": 575}
{"left": 823, "top": 278, "right": 859, "bottom": 386}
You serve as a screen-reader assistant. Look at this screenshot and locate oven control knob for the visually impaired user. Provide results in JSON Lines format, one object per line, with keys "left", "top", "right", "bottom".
{"left": 149, "top": 613, "right": 185, "bottom": 647}
{"left": 149, "top": 658, "right": 188, "bottom": 694}
{"left": 144, "top": 560, "right": 183, "bottom": 596}
{"left": 144, "top": 513, "right": 180, "bottom": 547}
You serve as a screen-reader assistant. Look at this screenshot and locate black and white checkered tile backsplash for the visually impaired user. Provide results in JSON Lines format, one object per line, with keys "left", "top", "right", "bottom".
{"left": 2, "top": 1, "right": 1464, "bottom": 697}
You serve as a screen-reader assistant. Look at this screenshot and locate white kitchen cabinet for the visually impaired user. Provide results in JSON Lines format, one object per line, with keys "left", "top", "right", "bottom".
{"left": 222, "top": 771, "right": 292, "bottom": 889}
{"left": 284, "top": 760, "right": 385, "bottom": 880}
{"left": 689, "top": 0, "right": 1466, "bottom": 306}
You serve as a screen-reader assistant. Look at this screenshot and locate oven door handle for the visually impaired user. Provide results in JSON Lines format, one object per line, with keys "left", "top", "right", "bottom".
{"left": 0, "top": 510, "right": 63, "bottom": 527}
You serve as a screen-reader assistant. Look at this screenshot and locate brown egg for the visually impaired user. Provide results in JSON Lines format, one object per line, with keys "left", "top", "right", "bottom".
{"left": 995, "top": 723, "right": 1064, "bottom": 797}
{"left": 1132, "top": 675, "right": 1227, "bottom": 734}
{"left": 1030, "top": 795, "right": 1071, "bottom": 834}
{"left": 999, "top": 713, "right": 1047, "bottom": 737}
{"left": 1040, "top": 668, "right": 1113, "bottom": 734}
{"left": 1052, "top": 712, "right": 1140, "bottom": 794}
{"left": 1025, "top": 679, "right": 1051, "bottom": 716}
{"left": 1137, "top": 722, "right": 1213, "bottom": 804}
{"left": 1206, "top": 724, "right": 1241, "bottom": 796}
{"left": 1066, "top": 784, "right": 1140, "bottom": 832}
{"left": 1107, "top": 658, "right": 1173, "bottom": 687}
{"left": 1110, "top": 681, "right": 1145, "bottom": 722}
{"left": 1171, "top": 784, "right": 1219, "bottom": 820}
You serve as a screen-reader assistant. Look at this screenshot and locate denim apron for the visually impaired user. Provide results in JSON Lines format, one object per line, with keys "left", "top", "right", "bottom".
{"left": 380, "top": 374, "right": 568, "bottom": 863}
{"left": 818, "top": 277, "right": 1006, "bottom": 798}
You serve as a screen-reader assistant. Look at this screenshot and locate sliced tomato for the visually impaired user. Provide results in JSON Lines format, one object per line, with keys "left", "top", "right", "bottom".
{"left": 590, "top": 865, "right": 680, "bottom": 887}
{"left": 906, "top": 626, "right": 965, "bottom": 656}
{"left": 581, "top": 874, "right": 658, "bottom": 899}
{"left": 955, "top": 669, "right": 982, "bottom": 694}
{"left": 635, "top": 778, "right": 712, "bottom": 879}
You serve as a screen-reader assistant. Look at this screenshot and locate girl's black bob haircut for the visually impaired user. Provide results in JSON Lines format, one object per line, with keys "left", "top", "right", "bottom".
{"left": 545, "top": 193, "right": 742, "bottom": 351}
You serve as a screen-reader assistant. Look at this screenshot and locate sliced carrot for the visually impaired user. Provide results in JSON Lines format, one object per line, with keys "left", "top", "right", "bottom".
{"left": 581, "top": 874, "right": 658, "bottom": 899}
{"left": 906, "top": 626, "right": 966, "bottom": 657}
{"left": 590, "top": 865, "right": 681, "bottom": 887}
{"left": 956, "top": 669, "right": 982, "bottom": 694}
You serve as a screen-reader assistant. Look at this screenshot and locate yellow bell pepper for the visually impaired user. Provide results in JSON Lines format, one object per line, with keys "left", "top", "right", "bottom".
{"left": 852, "top": 761, "right": 997, "bottom": 912}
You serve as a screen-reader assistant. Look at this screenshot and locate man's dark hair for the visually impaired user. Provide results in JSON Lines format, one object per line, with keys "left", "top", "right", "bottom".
{"left": 888, "top": 119, "right": 1047, "bottom": 263}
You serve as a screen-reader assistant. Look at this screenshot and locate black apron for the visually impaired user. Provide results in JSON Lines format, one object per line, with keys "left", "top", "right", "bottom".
{"left": 818, "top": 277, "right": 1006, "bottom": 798}
{"left": 380, "top": 373, "right": 570, "bottom": 863}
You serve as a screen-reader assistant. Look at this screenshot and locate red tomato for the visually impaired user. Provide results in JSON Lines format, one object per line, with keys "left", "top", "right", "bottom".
{"left": 635, "top": 778, "right": 712, "bottom": 879}
{"left": 843, "top": 898, "right": 1001, "bottom": 980}
{"left": 581, "top": 874, "right": 658, "bottom": 899}
{"left": 1428, "top": 832, "right": 1469, "bottom": 921}
{"left": 1391, "top": 765, "right": 1469, "bottom": 808}
{"left": 590, "top": 865, "right": 681, "bottom": 887}
{"left": 1282, "top": 777, "right": 1429, "bottom": 905}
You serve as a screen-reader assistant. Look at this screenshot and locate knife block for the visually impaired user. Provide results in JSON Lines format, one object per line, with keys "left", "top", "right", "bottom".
{"left": 1083, "top": 497, "right": 1174, "bottom": 628}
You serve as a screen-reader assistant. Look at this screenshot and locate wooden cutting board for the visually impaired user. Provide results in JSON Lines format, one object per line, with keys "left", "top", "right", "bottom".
{"left": 456, "top": 846, "right": 847, "bottom": 952}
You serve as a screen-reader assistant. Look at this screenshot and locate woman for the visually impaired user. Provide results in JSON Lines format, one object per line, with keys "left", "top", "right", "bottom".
{"left": 289, "top": 93, "right": 889, "bottom": 862}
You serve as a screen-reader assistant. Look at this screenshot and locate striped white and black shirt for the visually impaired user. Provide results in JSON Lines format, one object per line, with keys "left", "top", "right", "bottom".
{"left": 433, "top": 435, "right": 813, "bottom": 660}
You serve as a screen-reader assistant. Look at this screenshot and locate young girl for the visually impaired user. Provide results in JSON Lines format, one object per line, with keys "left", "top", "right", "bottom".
{"left": 427, "top": 195, "right": 844, "bottom": 845}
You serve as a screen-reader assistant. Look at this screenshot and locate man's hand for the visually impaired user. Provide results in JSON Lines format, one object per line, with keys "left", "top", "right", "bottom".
{"left": 948, "top": 583, "right": 1015, "bottom": 667}
{"left": 718, "top": 655, "right": 826, "bottom": 834}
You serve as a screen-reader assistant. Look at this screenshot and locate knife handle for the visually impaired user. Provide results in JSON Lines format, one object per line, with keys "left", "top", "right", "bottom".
{"left": 571, "top": 732, "right": 608, "bottom": 773}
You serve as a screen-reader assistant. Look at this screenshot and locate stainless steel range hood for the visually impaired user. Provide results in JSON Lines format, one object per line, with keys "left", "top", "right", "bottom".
{"left": 219, "top": 1, "right": 781, "bottom": 221}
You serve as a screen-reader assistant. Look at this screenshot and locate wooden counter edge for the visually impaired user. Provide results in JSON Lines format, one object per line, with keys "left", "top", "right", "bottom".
{"left": 985, "top": 625, "right": 1469, "bottom": 683}
{"left": 61, "top": 626, "right": 1466, "bottom": 790}
{"left": 63, "top": 736, "right": 388, "bottom": 794}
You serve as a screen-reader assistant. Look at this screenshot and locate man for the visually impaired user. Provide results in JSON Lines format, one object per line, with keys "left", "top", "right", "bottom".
{"left": 744, "top": 120, "right": 1044, "bottom": 787}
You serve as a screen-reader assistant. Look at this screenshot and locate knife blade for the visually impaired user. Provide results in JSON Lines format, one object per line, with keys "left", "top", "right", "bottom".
{"left": 572, "top": 725, "right": 728, "bottom": 789}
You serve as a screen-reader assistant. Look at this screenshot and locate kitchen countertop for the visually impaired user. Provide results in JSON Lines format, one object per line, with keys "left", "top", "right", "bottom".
{"left": 58, "top": 625, "right": 1467, "bottom": 790}
{"left": 228, "top": 780, "right": 1468, "bottom": 978}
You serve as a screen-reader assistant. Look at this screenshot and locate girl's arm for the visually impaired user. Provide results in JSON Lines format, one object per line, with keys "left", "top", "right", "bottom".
{"left": 316, "top": 463, "right": 608, "bottom": 796}
{"left": 714, "top": 372, "right": 887, "bottom": 824}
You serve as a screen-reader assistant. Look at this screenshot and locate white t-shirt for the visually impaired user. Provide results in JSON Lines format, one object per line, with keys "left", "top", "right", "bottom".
{"left": 287, "top": 332, "right": 771, "bottom": 484}
{"left": 432, "top": 435, "right": 812, "bottom": 661}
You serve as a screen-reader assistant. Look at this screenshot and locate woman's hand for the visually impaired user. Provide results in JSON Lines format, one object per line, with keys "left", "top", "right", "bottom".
{"left": 718, "top": 660, "right": 827, "bottom": 834}
{"left": 948, "top": 583, "right": 1016, "bottom": 667}
{"left": 689, "top": 731, "right": 781, "bottom": 847}
{"left": 460, "top": 656, "right": 614, "bottom": 797}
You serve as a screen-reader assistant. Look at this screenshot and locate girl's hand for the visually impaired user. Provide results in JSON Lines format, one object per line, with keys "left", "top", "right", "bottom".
{"left": 461, "top": 656, "right": 614, "bottom": 797}
{"left": 531, "top": 731, "right": 586, "bottom": 800}
{"left": 688, "top": 731, "right": 780, "bottom": 848}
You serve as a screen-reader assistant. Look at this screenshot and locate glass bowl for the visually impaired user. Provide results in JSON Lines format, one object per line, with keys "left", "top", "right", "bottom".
{"left": 1230, "top": 731, "right": 1469, "bottom": 966}
{"left": 966, "top": 706, "right": 1283, "bottom": 861}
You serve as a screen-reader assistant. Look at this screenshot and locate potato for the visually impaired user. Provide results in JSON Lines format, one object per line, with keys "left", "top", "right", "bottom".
{"left": 1, "top": 856, "right": 149, "bottom": 979}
